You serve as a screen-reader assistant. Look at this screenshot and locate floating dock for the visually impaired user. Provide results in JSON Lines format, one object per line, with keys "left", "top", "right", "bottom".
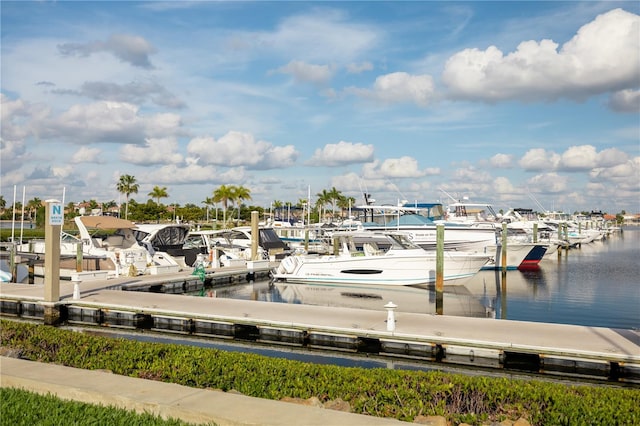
{"left": 1, "top": 267, "right": 639, "bottom": 385}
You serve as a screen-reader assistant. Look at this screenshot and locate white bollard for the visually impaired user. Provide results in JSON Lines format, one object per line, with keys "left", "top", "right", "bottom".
{"left": 72, "top": 275, "right": 81, "bottom": 300}
{"left": 384, "top": 301, "right": 398, "bottom": 332}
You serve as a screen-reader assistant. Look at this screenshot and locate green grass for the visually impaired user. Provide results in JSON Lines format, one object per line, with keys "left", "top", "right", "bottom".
{"left": 0, "top": 387, "right": 214, "bottom": 426}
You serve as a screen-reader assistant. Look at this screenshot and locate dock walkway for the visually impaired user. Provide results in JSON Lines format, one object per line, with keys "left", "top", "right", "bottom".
{"left": 1, "top": 268, "right": 639, "bottom": 384}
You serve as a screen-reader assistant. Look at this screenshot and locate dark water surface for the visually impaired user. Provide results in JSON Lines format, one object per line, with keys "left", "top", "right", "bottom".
{"left": 203, "top": 227, "right": 639, "bottom": 331}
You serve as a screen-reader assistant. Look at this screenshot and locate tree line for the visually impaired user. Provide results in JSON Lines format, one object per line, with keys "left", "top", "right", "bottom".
{"left": 0, "top": 176, "right": 357, "bottom": 227}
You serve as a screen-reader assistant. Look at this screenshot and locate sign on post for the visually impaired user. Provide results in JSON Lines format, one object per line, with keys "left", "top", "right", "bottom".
{"left": 48, "top": 203, "right": 64, "bottom": 226}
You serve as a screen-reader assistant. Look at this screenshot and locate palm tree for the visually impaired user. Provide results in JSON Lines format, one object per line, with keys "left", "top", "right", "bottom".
{"left": 148, "top": 186, "right": 169, "bottom": 205}
{"left": 326, "top": 187, "right": 343, "bottom": 217}
{"left": 202, "top": 196, "right": 215, "bottom": 222}
{"left": 232, "top": 185, "right": 252, "bottom": 221}
{"left": 26, "top": 197, "right": 42, "bottom": 222}
{"left": 315, "top": 189, "right": 331, "bottom": 222}
{"left": 212, "top": 185, "right": 235, "bottom": 227}
{"left": 272, "top": 200, "right": 283, "bottom": 220}
{"left": 337, "top": 195, "right": 356, "bottom": 219}
{"left": 116, "top": 174, "right": 139, "bottom": 220}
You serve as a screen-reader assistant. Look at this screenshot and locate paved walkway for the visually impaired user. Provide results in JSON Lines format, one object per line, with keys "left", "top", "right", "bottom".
{"left": 1, "top": 356, "right": 407, "bottom": 426}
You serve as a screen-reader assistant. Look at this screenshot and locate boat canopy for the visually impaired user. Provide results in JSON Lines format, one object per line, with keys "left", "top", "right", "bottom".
{"left": 78, "top": 215, "right": 136, "bottom": 229}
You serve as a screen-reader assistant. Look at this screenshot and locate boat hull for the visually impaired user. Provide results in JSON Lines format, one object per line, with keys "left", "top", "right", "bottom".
{"left": 272, "top": 251, "right": 490, "bottom": 287}
{"left": 480, "top": 243, "right": 547, "bottom": 271}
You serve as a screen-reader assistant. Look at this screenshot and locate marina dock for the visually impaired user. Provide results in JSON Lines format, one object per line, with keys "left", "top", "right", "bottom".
{"left": 1, "top": 267, "right": 639, "bottom": 385}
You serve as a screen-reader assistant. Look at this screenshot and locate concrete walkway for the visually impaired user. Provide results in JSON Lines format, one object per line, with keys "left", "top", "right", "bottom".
{"left": 0, "top": 356, "right": 407, "bottom": 426}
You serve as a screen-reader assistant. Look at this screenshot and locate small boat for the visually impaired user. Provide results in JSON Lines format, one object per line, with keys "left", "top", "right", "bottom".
{"left": 190, "top": 226, "right": 292, "bottom": 261}
{"left": 271, "top": 231, "right": 491, "bottom": 287}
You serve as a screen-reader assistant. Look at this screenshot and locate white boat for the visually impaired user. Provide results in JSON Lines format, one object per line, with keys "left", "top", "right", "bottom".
{"left": 268, "top": 220, "right": 332, "bottom": 254}
{"left": 351, "top": 201, "right": 498, "bottom": 252}
{"left": 131, "top": 222, "right": 195, "bottom": 269}
{"left": 271, "top": 231, "right": 491, "bottom": 287}
{"left": 196, "top": 226, "right": 291, "bottom": 260}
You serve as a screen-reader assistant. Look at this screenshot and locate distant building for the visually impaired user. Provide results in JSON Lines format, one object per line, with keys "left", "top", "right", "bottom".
{"left": 623, "top": 214, "right": 640, "bottom": 225}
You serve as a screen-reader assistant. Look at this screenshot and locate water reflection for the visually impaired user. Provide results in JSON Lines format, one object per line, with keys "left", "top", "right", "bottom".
{"left": 196, "top": 279, "right": 496, "bottom": 319}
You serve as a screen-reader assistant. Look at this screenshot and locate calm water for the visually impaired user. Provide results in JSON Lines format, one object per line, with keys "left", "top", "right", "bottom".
{"left": 203, "top": 227, "right": 640, "bottom": 331}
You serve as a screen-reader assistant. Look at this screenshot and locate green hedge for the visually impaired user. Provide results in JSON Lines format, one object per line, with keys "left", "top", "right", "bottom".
{"left": 1, "top": 319, "right": 638, "bottom": 425}
{"left": 0, "top": 387, "right": 208, "bottom": 426}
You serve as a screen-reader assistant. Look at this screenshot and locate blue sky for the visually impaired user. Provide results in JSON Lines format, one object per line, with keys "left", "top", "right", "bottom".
{"left": 1, "top": 1, "right": 639, "bottom": 214}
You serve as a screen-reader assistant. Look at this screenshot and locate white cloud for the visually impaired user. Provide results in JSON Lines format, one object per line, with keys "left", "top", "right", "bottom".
{"left": 43, "top": 101, "right": 146, "bottom": 144}
{"left": 346, "top": 61, "right": 373, "bottom": 74}
{"left": 58, "top": 33, "right": 157, "bottom": 69}
{"left": 442, "top": 8, "right": 640, "bottom": 102}
{"left": 595, "top": 148, "right": 629, "bottom": 168}
{"left": 1, "top": 94, "right": 50, "bottom": 141}
{"left": 527, "top": 172, "right": 569, "bottom": 193}
{"left": 258, "top": 10, "right": 379, "bottom": 63}
{"left": 274, "top": 60, "right": 336, "bottom": 85}
{"left": 608, "top": 89, "right": 640, "bottom": 113}
{"left": 120, "top": 137, "right": 183, "bottom": 165}
{"left": 142, "top": 163, "right": 247, "bottom": 186}
{"left": 559, "top": 145, "right": 599, "bottom": 171}
{"left": 590, "top": 158, "right": 639, "bottom": 181}
{"left": 519, "top": 148, "right": 561, "bottom": 171}
{"left": 347, "top": 72, "right": 435, "bottom": 106}
{"left": 520, "top": 145, "right": 631, "bottom": 173}
{"left": 0, "top": 139, "right": 31, "bottom": 174}
{"left": 493, "top": 176, "right": 516, "bottom": 194}
{"left": 307, "top": 141, "right": 374, "bottom": 166}
{"left": 490, "top": 153, "right": 514, "bottom": 168}
{"left": 186, "top": 131, "right": 298, "bottom": 170}
{"left": 363, "top": 157, "right": 436, "bottom": 179}
{"left": 71, "top": 146, "right": 102, "bottom": 164}
{"left": 55, "top": 80, "right": 185, "bottom": 109}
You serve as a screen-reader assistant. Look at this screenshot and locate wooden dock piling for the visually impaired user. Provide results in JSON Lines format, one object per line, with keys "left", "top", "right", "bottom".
{"left": 435, "top": 224, "right": 444, "bottom": 315}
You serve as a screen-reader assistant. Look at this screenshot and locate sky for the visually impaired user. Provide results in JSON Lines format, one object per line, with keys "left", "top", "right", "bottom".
{"left": 1, "top": 1, "right": 639, "bottom": 215}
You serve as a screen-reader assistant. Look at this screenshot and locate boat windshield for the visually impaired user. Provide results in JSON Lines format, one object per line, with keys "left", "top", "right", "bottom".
{"left": 386, "top": 233, "right": 421, "bottom": 250}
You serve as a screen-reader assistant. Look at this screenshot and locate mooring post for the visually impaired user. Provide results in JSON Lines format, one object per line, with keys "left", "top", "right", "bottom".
{"left": 9, "top": 242, "right": 16, "bottom": 282}
{"left": 72, "top": 275, "right": 81, "bottom": 300}
{"left": 501, "top": 270, "right": 508, "bottom": 319}
{"left": 43, "top": 199, "right": 62, "bottom": 325}
{"left": 250, "top": 211, "right": 259, "bottom": 261}
{"left": 533, "top": 223, "right": 538, "bottom": 243}
{"left": 28, "top": 260, "right": 35, "bottom": 284}
{"left": 384, "top": 301, "right": 397, "bottom": 332}
{"left": 501, "top": 222, "right": 508, "bottom": 272}
{"left": 76, "top": 241, "right": 83, "bottom": 272}
{"left": 435, "top": 224, "right": 444, "bottom": 315}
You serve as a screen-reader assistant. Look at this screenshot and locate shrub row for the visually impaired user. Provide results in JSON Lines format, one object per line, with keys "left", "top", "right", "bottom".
{"left": 1, "top": 319, "right": 638, "bottom": 425}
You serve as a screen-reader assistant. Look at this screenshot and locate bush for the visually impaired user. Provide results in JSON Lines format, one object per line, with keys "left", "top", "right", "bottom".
{"left": 1, "top": 319, "right": 638, "bottom": 425}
